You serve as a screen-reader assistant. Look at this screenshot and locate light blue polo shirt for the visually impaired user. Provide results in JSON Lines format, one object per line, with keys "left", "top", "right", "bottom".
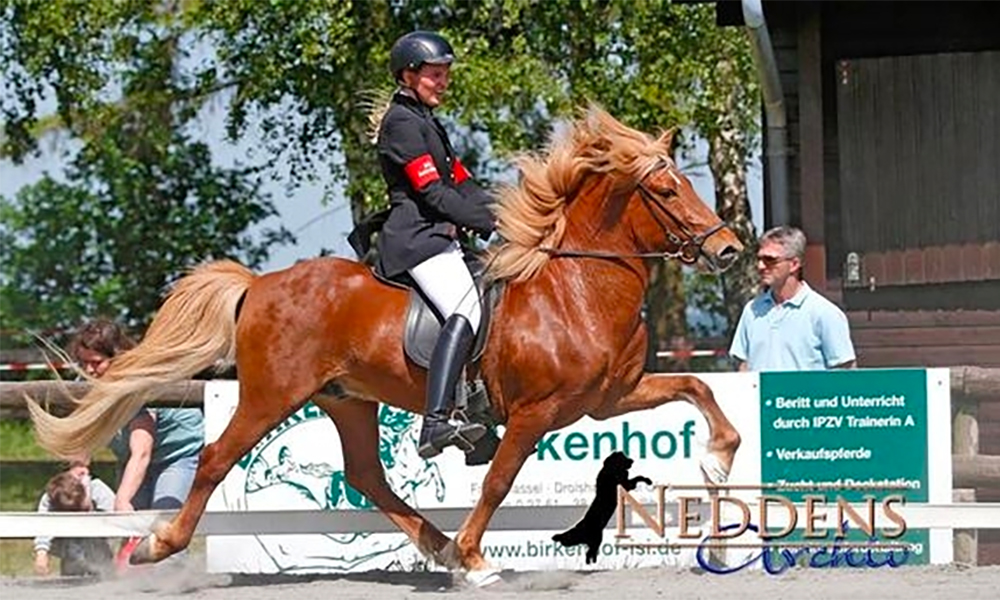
{"left": 729, "top": 282, "right": 856, "bottom": 371}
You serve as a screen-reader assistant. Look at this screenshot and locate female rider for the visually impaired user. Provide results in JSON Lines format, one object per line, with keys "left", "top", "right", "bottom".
{"left": 375, "top": 31, "right": 496, "bottom": 459}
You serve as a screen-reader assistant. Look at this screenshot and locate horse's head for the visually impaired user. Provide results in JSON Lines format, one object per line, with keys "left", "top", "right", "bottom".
{"left": 486, "top": 106, "right": 745, "bottom": 283}
{"left": 624, "top": 148, "right": 743, "bottom": 272}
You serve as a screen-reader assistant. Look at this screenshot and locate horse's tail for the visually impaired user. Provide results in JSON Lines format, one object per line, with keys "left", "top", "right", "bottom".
{"left": 27, "top": 260, "right": 256, "bottom": 459}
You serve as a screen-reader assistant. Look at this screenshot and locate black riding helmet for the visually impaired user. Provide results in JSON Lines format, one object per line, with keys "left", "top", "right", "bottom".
{"left": 390, "top": 31, "right": 454, "bottom": 82}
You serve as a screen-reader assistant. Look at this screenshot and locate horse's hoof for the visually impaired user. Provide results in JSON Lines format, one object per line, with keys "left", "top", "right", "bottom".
{"left": 128, "top": 534, "right": 157, "bottom": 565}
{"left": 465, "top": 567, "right": 502, "bottom": 588}
{"left": 699, "top": 454, "right": 730, "bottom": 485}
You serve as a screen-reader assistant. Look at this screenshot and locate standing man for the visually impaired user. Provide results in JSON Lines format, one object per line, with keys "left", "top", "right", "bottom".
{"left": 729, "top": 226, "right": 856, "bottom": 371}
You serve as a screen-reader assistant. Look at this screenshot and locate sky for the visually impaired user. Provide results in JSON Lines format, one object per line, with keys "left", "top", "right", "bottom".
{"left": 0, "top": 104, "right": 763, "bottom": 274}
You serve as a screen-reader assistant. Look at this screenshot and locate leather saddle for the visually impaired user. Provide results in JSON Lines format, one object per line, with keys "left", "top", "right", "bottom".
{"left": 372, "top": 254, "right": 501, "bottom": 371}
{"left": 349, "top": 207, "right": 505, "bottom": 464}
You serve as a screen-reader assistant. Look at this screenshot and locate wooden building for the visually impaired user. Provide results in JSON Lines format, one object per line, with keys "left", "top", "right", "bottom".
{"left": 712, "top": 0, "right": 1000, "bottom": 563}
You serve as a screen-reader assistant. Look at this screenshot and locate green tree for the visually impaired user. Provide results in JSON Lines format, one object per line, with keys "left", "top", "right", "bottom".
{"left": 672, "top": 6, "right": 761, "bottom": 336}
{"left": 0, "top": 129, "right": 288, "bottom": 337}
{"left": 0, "top": 1, "right": 292, "bottom": 342}
{"left": 183, "top": 0, "right": 568, "bottom": 221}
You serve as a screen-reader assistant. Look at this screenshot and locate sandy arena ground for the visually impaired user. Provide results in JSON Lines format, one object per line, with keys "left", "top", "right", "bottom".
{"left": 4, "top": 560, "right": 1000, "bottom": 600}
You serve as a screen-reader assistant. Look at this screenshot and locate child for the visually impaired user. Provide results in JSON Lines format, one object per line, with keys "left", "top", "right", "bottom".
{"left": 33, "top": 459, "right": 116, "bottom": 576}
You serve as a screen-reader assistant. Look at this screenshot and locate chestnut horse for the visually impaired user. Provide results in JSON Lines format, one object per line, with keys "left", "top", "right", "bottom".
{"left": 27, "top": 106, "right": 743, "bottom": 584}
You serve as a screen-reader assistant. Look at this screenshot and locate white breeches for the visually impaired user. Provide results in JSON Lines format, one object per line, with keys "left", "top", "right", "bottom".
{"left": 407, "top": 241, "right": 482, "bottom": 334}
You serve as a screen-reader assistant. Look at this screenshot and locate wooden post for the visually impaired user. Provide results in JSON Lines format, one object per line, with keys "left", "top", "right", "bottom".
{"left": 0, "top": 380, "right": 206, "bottom": 411}
{"left": 952, "top": 366, "right": 979, "bottom": 565}
{"left": 953, "top": 488, "right": 977, "bottom": 565}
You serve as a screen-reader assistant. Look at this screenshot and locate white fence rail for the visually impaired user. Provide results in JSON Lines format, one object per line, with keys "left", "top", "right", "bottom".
{"left": 4, "top": 503, "right": 1000, "bottom": 539}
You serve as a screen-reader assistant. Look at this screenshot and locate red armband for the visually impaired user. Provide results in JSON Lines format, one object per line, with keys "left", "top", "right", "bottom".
{"left": 404, "top": 154, "right": 441, "bottom": 190}
{"left": 453, "top": 157, "right": 470, "bottom": 184}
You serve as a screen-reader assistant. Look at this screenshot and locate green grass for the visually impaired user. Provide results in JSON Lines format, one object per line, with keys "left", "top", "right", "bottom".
{"left": 0, "top": 539, "right": 36, "bottom": 577}
{"left": 0, "top": 420, "right": 48, "bottom": 461}
{"left": 0, "top": 537, "right": 208, "bottom": 577}
{"left": 1, "top": 419, "right": 117, "bottom": 511}
{"left": 0, "top": 420, "right": 115, "bottom": 461}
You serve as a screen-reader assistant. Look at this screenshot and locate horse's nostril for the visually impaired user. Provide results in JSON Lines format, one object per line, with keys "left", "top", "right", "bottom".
{"left": 718, "top": 246, "right": 740, "bottom": 268}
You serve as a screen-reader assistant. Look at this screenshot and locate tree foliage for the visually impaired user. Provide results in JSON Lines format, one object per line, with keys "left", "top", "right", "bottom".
{"left": 0, "top": 129, "right": 286, "bottom": 336}
{"left": 0, "top": 0, "right": 292, "bottom": 341}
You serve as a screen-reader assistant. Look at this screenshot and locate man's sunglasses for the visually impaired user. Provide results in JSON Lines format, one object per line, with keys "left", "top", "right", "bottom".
{"left": 756, "top": 254, "right": 791, "bottom": 267}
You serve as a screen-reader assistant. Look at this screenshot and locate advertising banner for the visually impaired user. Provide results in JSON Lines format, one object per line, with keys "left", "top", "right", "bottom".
{"left": 204, "top": 368, "right": 951, "bottom": 574}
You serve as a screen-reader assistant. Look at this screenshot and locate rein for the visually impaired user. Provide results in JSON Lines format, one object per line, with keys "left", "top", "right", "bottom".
{"left": 538, "top": 246, "right": 692, "bottom": 261}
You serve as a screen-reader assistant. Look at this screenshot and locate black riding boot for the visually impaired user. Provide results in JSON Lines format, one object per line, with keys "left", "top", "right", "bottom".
{"left": 418, "top": 314, "right": 487, "bottom": 458}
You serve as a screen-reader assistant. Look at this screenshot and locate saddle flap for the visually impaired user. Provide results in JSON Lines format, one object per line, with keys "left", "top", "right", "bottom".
{"left": 402, "top": 278, "right": 498, "bottom": 370}
{"left": 404, "top": 291, "right": 442, "bottom": 369}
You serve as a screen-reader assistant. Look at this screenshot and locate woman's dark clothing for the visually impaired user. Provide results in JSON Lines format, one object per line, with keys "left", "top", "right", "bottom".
{"left": 375, "top": 91, "right": 495, "bottom": 278}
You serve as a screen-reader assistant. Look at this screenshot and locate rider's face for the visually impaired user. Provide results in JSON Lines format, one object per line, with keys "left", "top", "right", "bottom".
{"left": 404, "top": 63, "right": 450, "bottom": 108}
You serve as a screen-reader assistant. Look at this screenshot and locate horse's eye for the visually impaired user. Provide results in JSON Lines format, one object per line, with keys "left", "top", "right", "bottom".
{"left": 650, "top": 186, "right": 677, "bottom": 200}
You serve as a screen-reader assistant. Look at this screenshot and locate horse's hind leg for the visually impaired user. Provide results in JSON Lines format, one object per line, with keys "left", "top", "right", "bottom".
{"left": 589, "top": 373, "right": 741, "bottom": 482}
{"left": 131, "top": 383, "right": 309, "bottom": 564}
{"left": 312, "top": 396, "right": 454, "bottom": 564}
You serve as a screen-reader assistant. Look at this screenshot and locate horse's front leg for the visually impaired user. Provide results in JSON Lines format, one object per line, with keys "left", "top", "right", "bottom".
{"left": 589, "top": 373, "right": 741, "bottom": 482}
{"left": 448, "top": 407, "right": 555, "bottom": 584}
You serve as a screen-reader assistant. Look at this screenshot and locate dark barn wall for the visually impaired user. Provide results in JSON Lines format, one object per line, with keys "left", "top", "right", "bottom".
{"left": 757, "top": 0, "right": 1000, "bottom": 286}
{"left": 836, "top": 53, "right": 999, "bottom": 250}
{"left": 720, "top": 0, "right": 1000, "bottom": 359}
{"left": 836, "top": 51, "right": 1000, "bottom": 292}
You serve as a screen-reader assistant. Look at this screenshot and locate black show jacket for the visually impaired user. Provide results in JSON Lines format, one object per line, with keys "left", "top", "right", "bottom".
{"left": 375, "top": 91, "right": 495, "bottom": 278}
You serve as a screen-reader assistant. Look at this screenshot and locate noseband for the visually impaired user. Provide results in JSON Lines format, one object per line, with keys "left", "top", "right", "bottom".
{"left": 539, "top": 158, "right": 729, "bottom": 266}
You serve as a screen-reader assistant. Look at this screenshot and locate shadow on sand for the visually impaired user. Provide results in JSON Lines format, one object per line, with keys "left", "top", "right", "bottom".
{"left": 226, "top": 568, "right": 594, "bottom": 593}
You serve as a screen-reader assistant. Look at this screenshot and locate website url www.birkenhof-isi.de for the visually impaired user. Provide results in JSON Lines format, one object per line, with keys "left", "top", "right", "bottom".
{"left": 482, "top": 541, "right": 681, "bottom": 559}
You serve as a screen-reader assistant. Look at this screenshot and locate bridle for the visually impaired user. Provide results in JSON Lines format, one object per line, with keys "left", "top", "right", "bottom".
{"left": 539, "top": 157, "right": 729, "bottom": 267}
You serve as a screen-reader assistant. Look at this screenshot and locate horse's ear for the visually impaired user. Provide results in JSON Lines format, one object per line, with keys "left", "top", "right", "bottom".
{"left": 657, "top": 127, "right": 678, "bottom": 150}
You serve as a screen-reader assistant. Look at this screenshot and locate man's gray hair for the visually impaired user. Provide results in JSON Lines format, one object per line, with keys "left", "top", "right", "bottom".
{"left": 760, "top": 225, "right": 807, "bottom": 261}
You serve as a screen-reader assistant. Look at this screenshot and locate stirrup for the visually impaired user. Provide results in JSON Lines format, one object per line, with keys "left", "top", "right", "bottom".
{"left": 447, "top": 409, "right": 487, "bottom": 452}
{"left": 418, "top": 420, "right": 487, "bottom": 459}
{"left": 465, "top": 428, "right": 501, "bottom": 466}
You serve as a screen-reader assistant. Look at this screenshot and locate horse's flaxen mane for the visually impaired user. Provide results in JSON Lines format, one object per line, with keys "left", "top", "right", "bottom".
{"left": 484, "top": 105, "right": 674, "bottom": 283}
